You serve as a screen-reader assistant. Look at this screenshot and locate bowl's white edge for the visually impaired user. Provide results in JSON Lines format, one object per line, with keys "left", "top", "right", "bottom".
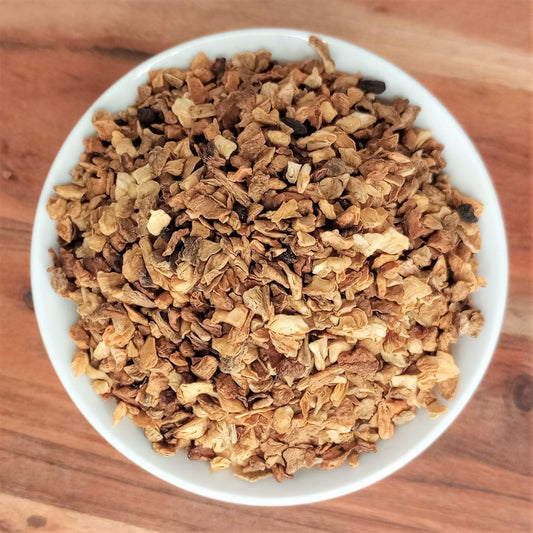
{"left": 30, "top": 27, "right": 509, "bottom": 506}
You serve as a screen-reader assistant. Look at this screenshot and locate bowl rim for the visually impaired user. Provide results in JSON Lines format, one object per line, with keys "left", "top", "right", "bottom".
{"left": 31, "top": 27, "right": 509, "bottom": 506}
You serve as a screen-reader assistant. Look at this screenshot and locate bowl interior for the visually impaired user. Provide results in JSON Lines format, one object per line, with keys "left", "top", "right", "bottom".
{"left": 31, "top": 28, "right": 508, "bottom": 506}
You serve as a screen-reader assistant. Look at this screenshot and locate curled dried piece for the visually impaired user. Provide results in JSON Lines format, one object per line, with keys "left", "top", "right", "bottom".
{"left": 47, "top": 35, "right": 484, "bottom": 482}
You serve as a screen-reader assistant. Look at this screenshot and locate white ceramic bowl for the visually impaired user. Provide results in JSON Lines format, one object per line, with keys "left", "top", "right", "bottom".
{"left": 31, "top": 28, "right": 508, "bottom": 506}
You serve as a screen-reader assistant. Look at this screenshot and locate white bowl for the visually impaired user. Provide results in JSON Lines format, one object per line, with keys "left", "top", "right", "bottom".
{"left": 31, "top": 28, "right": 508, "bottom": 506}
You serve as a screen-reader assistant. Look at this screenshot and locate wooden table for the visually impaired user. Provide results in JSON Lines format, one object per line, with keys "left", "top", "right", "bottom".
{"left": 1, "top": 1, "right": 531, "bottom": 531}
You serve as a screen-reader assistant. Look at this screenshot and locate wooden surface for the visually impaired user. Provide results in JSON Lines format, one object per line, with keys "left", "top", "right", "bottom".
{"left": 1, "top": 1, "right": 531, "bottom": 531}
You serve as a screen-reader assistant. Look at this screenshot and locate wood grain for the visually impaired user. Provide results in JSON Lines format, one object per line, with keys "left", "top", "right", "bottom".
{"left": 0, "top": 1, "right": 531, "bottom": 531}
